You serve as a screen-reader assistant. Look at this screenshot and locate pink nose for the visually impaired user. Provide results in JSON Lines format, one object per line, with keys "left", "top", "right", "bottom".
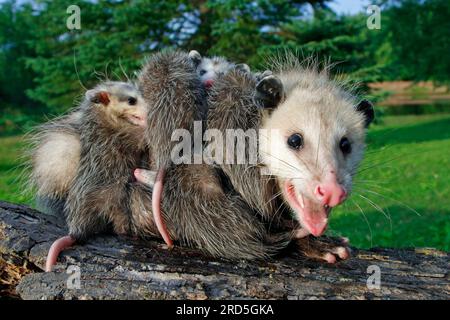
{"left": 204, "top": 79, "right": 214, "bottom": 88}
{"left": 314, "top": 181, "right": 347, "bottom": 207}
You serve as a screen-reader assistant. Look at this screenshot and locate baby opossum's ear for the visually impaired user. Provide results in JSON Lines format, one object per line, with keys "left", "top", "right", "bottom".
{"left": 235, "top": 63, "right": 251, "bottom": 74}
{"left": 86, "top": 90, "right": 110, "bottom": 106}
{"left": 188, "top": 50, "right": 202, "bottom": 66}
{"left": 356, "top": 99, "right": 374, "bottom": 127}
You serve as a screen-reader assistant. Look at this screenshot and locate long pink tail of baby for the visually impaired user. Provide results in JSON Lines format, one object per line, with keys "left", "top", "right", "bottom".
{"left": 45, "top": 235, "right": 76, "bottom": 272}
{"left": 152, "top": 168, "right": 173, "bottom": 248}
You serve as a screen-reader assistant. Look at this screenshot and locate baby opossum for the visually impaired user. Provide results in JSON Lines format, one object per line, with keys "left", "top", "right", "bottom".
{"left": 135, "top": 54, "right": 292, "bottom": 260}
{"left": 45, "top": 81, "right": 151, "bottom": 271}
{"left": 140, "top": 50, "right": 283, "bottom": 250}
{"left": 30, "top": 49, "right": 236, "bottom": 218}
{"left": 188, "top": 50, "right": 250, "bottom": 89}
{"left": 189, "top": 49, "right": 282, "bottom": 108}
{"left": 137, "top": 50, "right": 211, "bottom": 248}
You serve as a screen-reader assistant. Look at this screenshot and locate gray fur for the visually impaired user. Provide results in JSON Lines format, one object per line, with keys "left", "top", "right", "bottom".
{"left": 138, "top": 50, "right": 207, "bottom": 169}
{"left": 27, "top": 109, "right": 82, "bottom": 215}
{"left": 64, "top": 81, "right": 148, "bottom": 241}
{"left": 207, "top": 69, "right": 281, "bottom": 220}
{"left": 136, "top": 50, "right": 290, "bottom": 259}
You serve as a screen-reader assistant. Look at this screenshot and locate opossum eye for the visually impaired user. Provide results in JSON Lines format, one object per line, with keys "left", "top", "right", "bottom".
{"left": 287, "top": 133, "right": 303, "bottom": 150}
{"left": 339, "top": 137, "right": 352, "bottom": 155}
{"left": 199, "top": 69, "right": 207, "bottom": 76}
{"left": 127, "top": 97, "right": 137, "bottom": 105}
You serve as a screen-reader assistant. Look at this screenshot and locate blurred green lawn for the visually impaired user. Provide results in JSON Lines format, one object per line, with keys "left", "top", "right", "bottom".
{"left": 329, "top": 113, "right": 450, "bottom": 251}
{"left": 0, "top": 113, "right": 449, "bottom": 250}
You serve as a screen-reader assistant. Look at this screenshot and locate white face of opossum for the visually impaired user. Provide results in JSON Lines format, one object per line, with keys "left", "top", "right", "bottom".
{"left": 196, "top": 57, "right": 234, "bottom": 88}
{"left": 85, "top": 81, "right": 147, "bottom": 127}
{"left": 189, "top": 50, "right": 249, "bottom": 88}
{"left": 259, "top": 72, "right": 374, "bottom": 237}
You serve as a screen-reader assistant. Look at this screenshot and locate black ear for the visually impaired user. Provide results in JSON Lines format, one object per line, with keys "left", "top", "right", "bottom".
{"left": 188, "top": 50, "right": 202, "bottom": 66}
{"left": 254, "top": 74, "right": 285, "bottom": 110}
{"left": 356, "top": 99, "right": 374, "bottom": 127}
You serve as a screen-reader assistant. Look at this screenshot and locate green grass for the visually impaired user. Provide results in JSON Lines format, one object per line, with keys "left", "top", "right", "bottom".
{"left": 329, "top": 113, "right": 450, "bottom": 251}
{"left": 0, "top": 113, "right": 449, "bottom": 250}
{"left": 0, "top": 135, "right": 33, "bottom": 205}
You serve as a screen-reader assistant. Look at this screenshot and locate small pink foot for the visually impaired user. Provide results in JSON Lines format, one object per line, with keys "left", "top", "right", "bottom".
{"left": 45, "top": 235, "right": 76, "bottom": 272}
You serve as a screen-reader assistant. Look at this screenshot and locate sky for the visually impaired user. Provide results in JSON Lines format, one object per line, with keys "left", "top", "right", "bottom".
{"left": 0, "top": 0, "right": 370, "bottom": 14}
{"left": 329, "top": 0, "right": 370, "bottom": 14}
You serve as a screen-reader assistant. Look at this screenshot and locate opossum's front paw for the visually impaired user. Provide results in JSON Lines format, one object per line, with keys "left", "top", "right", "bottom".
{"left": 254, "top": 73, "right": 285, "bottom": 109}
{"left": 134, "top": 168, "right": 157, "bottom": 188}
{"left": 296, "top": 235, "right": 350, "bottom": 264}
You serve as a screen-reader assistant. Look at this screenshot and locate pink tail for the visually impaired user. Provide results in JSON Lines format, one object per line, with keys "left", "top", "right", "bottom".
{"left": 45, "top": 235, "right": 76, "bottom": 272}
{"left": 152, "top": 168, "right": 173, "bottom": 248}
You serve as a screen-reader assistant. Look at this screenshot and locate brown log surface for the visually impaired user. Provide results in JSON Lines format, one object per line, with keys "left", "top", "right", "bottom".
{"left": 0, "top": 201, "right": 448, "bottom": 300}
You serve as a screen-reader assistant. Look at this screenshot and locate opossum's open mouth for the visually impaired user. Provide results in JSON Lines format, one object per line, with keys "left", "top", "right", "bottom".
{"left": 284, "top": 180, "right": 331, "bottom": 237}
{"left": 127, "top": 114, "right": 147, "bottom": 127}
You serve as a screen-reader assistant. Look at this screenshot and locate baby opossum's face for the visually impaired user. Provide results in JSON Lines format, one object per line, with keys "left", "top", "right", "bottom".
{"left": 86, "top": 82, "right": 147, "bottom": 128}
{"left": 197, "top": 57, "right": 233, "bottom": 88}
{"left": 260, "top": 81, "right": 374, "bottom": 237}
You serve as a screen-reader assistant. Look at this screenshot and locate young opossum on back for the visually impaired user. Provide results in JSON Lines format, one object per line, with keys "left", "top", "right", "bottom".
{"left": 188, "top": 50, "right": 250, "bottom": 89}
{"left": 144, "top": 51, "right": 275, "bottom": 245}
{"left": 45, "top": 81, "right": 150, "bottom": 271}
{"left": 141, "top": 50, "right": 283, "bottom": 250}
{"left": 135, "top": 60, "right": 292, "bottom": 260}
{"left": 137, "top": 50, "right": 211, "bottom": 248}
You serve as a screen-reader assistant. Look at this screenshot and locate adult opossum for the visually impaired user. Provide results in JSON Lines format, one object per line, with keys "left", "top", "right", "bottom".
{"left": 207, "top": 58, "right": 374, "bottom": 262}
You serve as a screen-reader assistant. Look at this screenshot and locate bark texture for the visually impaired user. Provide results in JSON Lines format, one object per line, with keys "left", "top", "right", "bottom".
{"left": 0, "top": 201, "right": 448, "bottom": 300}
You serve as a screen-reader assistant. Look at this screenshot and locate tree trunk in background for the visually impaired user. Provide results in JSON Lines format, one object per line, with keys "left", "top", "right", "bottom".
{"left": 0, "top": 201, "right": 448, "bottom": 300}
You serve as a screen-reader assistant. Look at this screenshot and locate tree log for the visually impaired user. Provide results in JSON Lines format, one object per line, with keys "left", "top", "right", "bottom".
{"left": 0, "top": 201, "right": 448, "bottom": 300}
